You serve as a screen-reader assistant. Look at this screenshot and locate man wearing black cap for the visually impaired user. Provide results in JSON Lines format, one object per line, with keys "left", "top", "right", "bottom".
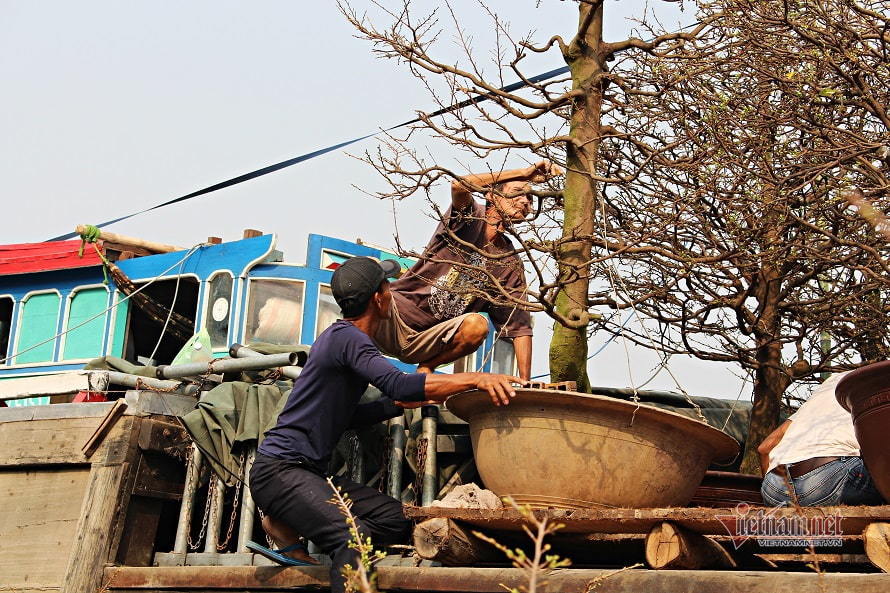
{"left": 248, "top": 257, "right": 521, "bottom": 593}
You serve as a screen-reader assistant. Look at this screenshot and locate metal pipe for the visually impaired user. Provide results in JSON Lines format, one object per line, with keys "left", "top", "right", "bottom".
{"left": 228, "top": 343, "right": 304, "bottom": 380}
{"left": 420, "top": 405, "right": 439, "bottom": 507}
{"left": 203, "top": 476, "right": 226, "bottom": 553}
{"left": 386, "top": 414, "right": 406, "bottom": 500}
{"left": 237, "top": 449, "right": 257, "bottom": 553}
{"left": 106, "top": 371, "right": 199, "bottom": 395}
{"left": 173, "top": 445, "right": 203, "bottom": 554}
{"left": 155, "top": 352, "right": 299, "bottom": 380}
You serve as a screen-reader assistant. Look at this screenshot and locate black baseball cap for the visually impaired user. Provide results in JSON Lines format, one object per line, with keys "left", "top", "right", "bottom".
{"left": 331, "top": 257, "right": 401, "bottom": 317}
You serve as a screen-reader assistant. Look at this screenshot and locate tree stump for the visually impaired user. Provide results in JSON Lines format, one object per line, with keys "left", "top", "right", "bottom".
{"left": 646, "top": 521, "right": 736, "bottom": 570}
{"left": 413, "top": 517, "right": 500, "bottom": 566}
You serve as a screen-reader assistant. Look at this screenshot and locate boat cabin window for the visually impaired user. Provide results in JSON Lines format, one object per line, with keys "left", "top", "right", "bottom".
{"left": 0, "top": 296, "right": 12, "bottom": 360}
{"left": 316, "top": 284, "right": 341, "bottom": 338}
{"left": 15, "top": 292, "right": 61, "bottom": 364}
{"left": 122, "top": 276, "right": 199, "bottom": 365}
{"left": 244, "top": 279, "right": 304, "bottom": 346}
{"left": 321, "top": 249, "right": 351, "bottom": 270}
{"left": 204, "top": 273, "right": 233, "bottom": 350}
{"left": 62, "top": 287, "right": 108, "bottom": 360}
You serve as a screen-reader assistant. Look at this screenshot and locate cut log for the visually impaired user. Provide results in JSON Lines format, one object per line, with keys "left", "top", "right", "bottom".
{"left": 75, "top": 225, "right": 185, "bottom": 253}
{"left": 863, "top": 522, "right": 890, "bottom": 572}
{"left": 646, "top": 521, "right": 736, "bottom": 570}
{"left": 413, "top": 518, "right": 500, "bottom": 566}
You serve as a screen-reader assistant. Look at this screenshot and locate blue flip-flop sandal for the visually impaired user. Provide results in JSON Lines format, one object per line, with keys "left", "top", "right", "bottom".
{"left": 246, "top": 540, "right": 316, "bottom": 566}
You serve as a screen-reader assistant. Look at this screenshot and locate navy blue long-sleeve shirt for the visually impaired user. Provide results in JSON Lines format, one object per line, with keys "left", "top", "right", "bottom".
{"left": 258, "top": 320, "right": 426, "bottom": 474}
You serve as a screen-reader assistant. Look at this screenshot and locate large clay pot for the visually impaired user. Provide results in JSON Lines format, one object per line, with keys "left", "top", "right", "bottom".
{"left": 446, "top": 388, "right": 739, "bottom": 509}
{"left": 835, "top": 362, "right": 890, "bottom": 500}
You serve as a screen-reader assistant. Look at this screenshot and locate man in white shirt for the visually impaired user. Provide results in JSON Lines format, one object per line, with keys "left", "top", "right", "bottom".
{"left": 758, "top": 372, "right": 884, "bottom": 506}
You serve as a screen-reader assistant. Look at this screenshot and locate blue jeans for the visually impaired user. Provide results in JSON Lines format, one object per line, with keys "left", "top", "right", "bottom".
{"left": 762, "top": 456, "right": 885, "bottom": 506}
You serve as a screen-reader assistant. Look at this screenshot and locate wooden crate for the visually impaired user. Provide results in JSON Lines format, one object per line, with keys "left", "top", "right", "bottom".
{"left": 0, "top": 403, "right": 186, "bottom": 593}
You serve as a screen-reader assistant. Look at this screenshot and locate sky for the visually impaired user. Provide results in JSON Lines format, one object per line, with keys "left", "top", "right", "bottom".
{"left": 1, "top": 1, "right": 753, "bottom": 400}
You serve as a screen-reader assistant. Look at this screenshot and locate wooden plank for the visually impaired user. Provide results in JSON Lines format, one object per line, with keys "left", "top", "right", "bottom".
{"left": 82, "top": 399, "right": 128, "bottom": 458}
{"left": 60, "top": 462, "right": 130, "bottom": 593}
{"left": 375, "top": 566, "right": 890, "bottom": 592}
{"left": 405, "top": 505, "right": 890, "bottom": 536}
{"left": 0, "top": 467, "right": 92, "bottom": 591}
{"left": 0, "top": 401, "right": 117, "bottom": 422}
{"left": 103, "top": 566, "right": 329, "bottom": 589}
{"left": 754, "top": 553, "right": 870, "bottom": 565}
{"left": 0, "top": 370, "right": 108, "bottom": 402}
{"left": 0, "top": 414, "right": 135, "bottom": 466}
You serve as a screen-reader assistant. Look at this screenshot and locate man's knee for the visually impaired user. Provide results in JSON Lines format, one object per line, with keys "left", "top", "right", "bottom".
{"left": 459, "top": 314, "right": 489, "bottom": 345}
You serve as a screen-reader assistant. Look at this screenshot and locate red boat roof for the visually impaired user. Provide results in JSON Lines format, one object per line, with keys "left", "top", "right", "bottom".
{"left": 0, "top": 240, "right": 105, "bottom": 276}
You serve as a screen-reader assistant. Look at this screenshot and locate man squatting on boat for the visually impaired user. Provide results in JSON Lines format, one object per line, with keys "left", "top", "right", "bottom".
{"left": 249, "top": 256, "right": 524, "bottom": 593}
{"left": 374, "top": 160, "right": 562, "bottom": 381}
{"left": 758, "top": 372, "right": 885, "bottom": 506}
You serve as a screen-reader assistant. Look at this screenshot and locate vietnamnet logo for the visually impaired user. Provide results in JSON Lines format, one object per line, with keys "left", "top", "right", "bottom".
{"left": 716, "top": 503, "right": 844, "bottom": 549}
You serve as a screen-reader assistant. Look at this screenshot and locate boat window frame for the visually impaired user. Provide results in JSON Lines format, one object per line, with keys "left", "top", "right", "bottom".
{"left": 118, "top": 272, "right": 202, "bottom": 363}
{"left": 314, "top": 282, "right": 342, "bottom": 339}
{"left": 242, "top": 277, "right": 307, "bottom": 347}
{"left": 320, "top": 248, "right": 355, "bottom": 270}
{"left": 58, "top": 284, "right": 112, "bottom": 363}
{"left": 0, "top": 293, "right": 16, "bottom": 365}
{"left": 12, "top": 289, "right": 63, "bottom": 365}
{"left": 203, "top": 270, "right": 235, "bottom": 353}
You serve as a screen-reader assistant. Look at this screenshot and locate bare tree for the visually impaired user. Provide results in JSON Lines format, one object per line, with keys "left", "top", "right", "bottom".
{"left": 589, "top": 0, "right": 890, "bottom": 471}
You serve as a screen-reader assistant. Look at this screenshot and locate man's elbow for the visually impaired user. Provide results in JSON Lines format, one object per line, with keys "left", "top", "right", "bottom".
{"left": 756, "top": 440, "right": 772, "bottom": 455}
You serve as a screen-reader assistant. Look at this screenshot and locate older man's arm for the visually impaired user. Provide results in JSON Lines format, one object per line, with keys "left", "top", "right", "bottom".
{"left": 757, "top": 419, "right": 792, "bottom": 477}
{"left": 450, "top": 161, "right": 562, "bottom": 210}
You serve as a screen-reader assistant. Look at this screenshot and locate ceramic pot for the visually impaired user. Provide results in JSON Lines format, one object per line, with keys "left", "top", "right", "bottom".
{"left": 835, "top": 362, "right": 890, "bottom": 500}
{"left": 446, "top": 388, "right": 739, "bottom": 509}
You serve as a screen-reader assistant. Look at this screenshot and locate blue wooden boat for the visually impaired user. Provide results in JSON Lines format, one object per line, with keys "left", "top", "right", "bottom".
{"left": 0, "top": 231, "right": 514, "bottom": 406}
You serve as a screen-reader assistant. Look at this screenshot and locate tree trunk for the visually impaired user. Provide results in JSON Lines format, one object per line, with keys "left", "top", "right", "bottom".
{"left": 740, "top": 260, "right": 791, "bottom": 475}
{"left": 549, "top": 2, "right": 604, "bottom": 393}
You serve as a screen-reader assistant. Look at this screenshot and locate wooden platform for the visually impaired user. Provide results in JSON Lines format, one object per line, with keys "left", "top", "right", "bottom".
{"left": 404, "top": 504, "right": 890, "bottom": 535}
{"left": 104, "top": 565, "right": 890, "bottom": 592}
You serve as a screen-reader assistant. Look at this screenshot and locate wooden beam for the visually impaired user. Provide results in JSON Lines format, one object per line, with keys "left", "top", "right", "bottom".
{"left": 103, "top": 565, "right": 890, "bottom": 592}
{"left": 103, "top": 565, "right": 329, "bottom": 589}
{"left": 375, "top": 566, "right": 890, "bottom": 592}
{"left": 61, "top": 462, "right": 130, "bottom": 593}
{"left": 863, "top": 522, "right": 890, "bottom": 572}
{"left": 646, "top": 521, "right": 736, "bottom": 569}
{"left": 75, "top": 225, "right": 185, "bottom": 253}
{"left": 413, "top": 518, "right": 501, "bottom": 565}
{"left": 82, "top": 398, "right": 128, "bottom": 458}
{"left": 404, "top": 505, "right": 890, "bottom": 537}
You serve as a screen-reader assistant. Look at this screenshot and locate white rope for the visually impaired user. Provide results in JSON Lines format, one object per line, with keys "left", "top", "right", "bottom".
{"left": 0, "top": 244, "right": 204, "bottom": 364}
{"left": 147, "top": 247, "right": 194, "bottom": 362}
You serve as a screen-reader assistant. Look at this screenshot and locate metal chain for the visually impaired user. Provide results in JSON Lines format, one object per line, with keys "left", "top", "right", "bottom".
{"left": 256, "top": 507, "right": 277, "bottom": 549}
{"left": 378, "top": 435, "right": 393, "bottom": 493}
{"left": 188, "top": 473, "right": 214, "bottom": 551}
{"left": 413, "top": 437, "right": 428, "bottom": 505}
{"left": 217, "top": 453, "right": 244, "bottom": 551}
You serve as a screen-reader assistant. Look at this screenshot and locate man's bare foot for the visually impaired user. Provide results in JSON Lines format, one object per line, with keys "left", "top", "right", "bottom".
{"left": 260, "top": 515, "right": 319, "bottom": 565}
